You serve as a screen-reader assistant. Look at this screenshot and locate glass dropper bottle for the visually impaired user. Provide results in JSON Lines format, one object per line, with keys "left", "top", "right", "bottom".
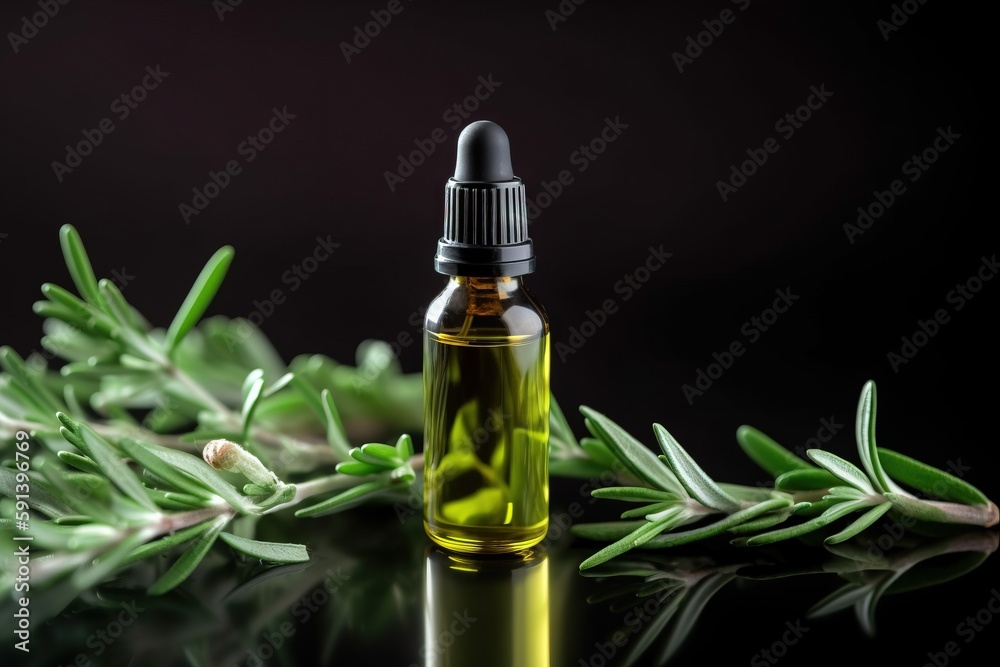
{"left": 422, "top": 120, "right": 551, "bottom": 554}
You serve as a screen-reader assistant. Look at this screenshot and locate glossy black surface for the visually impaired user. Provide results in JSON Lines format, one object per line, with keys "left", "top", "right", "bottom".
{"left": 6, "top": 474, "right": 998, "bottom": 667}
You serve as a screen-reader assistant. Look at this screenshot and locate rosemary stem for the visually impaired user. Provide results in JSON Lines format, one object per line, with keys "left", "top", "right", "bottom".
{"left": 0, "top": 410, "right": 50, "bottom": 434}
{"left": 912, "top": 499, "right": 1000, "bottom": 527}
{"left": 157, "top": 505, "right": 237, "bottom": 533}
{"left": 167, "top": 364, "right": 232, "bottom": 415}
{"left": 262, "top": 474, "right": 367, "bottom": 514}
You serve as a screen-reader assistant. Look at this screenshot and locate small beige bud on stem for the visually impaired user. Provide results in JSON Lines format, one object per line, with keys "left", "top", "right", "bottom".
{"left": 204, "top": 439, "right": 241, "bottom": 470}
{"left": 203, "top": 439, "right": 280, "bottom": 489}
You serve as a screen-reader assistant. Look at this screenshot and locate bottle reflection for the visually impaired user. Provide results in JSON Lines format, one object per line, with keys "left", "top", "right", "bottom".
{"left": 421, "top": 548, "right": 549, "bottom": 667}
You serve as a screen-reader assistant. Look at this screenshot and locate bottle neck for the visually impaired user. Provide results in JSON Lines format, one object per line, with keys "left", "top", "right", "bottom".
{"left": 427, "top": 273, "right": 546, "bottom": 335}
{"left": 450, "top": 275, "right": 523, "bottom": 297}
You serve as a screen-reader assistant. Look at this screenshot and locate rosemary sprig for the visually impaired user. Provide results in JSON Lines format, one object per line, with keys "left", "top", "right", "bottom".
{"left": 572, "top": 380, "right": 998, "bottom": 569}
{"left": 0, "top": 405, "right": 420, "bottom": 597}
{"left": 0, "top": 227, "right": 421, "bottom": 469}
{"left": 0, "top": 226, "right": 424, "bottom": 596}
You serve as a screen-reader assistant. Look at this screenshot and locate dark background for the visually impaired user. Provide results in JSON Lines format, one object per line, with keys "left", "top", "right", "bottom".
{"left": 1, "top": 1, "right": 996, "bottom": 665}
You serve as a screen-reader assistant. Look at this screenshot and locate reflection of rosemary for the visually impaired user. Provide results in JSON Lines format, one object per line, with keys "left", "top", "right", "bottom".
{"left": 570, "top": 380, "right": 998, "bottom": 569}
{"left": 1, "top": 227, "right": 996, "bottom": 598}
{"left": 584, "top": 530, "right": 998, "bottom": 667}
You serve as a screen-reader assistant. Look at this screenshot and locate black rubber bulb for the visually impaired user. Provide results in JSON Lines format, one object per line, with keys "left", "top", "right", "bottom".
{"left": 453, "top": 120, "right": 515, "bottom": 182}
{"left": 435, "top": 119, "right": 533, "bottom": 276}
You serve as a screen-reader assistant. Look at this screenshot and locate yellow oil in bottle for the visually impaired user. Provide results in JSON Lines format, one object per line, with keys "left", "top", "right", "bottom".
{"left": 423, "top": 326, "right": 549, "bottom": 553}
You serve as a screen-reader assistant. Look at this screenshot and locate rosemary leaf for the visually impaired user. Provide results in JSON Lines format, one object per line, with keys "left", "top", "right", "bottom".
{"left": 360, "top": 442, "right": 402, "bottom": 462}
{"left": 621, "top": 502, "right": 675, "bottom": 519}
{"left": 321, "top": 389, "right": 352, "bottom": 458}
{"left": 254, "top": 484, "right": 297, "bottom": 510}
{"left": 0, "top": 467, "right": 75, "bottom": 518}
{"left": 579, "top": 513, "right": 686, "bottom": 570}
{"left": 855, "top": 380, "right": 896, "bottom": 494}
{"left": 335, "top": 461, "right": 384, "bottom": 476}
{"left": 2, "top": 518, "right": 118, "bottom": 552}
{"left": 75, "top": 423, "right": 159, "bottom": 512}
{"left": 548, "top": 394, "right": 579, "bottom": 450}
{"left": 40, "top": 283, "right": 116, "bottom": 336}
{"left": 149, "top": 515, "right": 229, "bottom": 595}
{"left": 579, "top": 437, "right": 618, "bottom": 468}
{"left": 548, "top": 457, "right": 609, "bottom": 479}
{"left": 775, "top": 467, "right": 840, "bottom": 491}
{"left": 877, "top": 447, "right": 990, "bottom": 506}
{"left": 806, "top": 450, "right": 877, "bottom": 496}
{"left": 262, "top": 372, "right": 295, "bottom": 398}
{"left": 824, "top": 501, "right": 893, "bottom": 545}
{"left": 718, "top": 483, "right": 783, "bottom": 503}
{"left": 654, "top": 424, "right": 740, "bottom": 512}
{"left": 164, "top": 245, "right": 235, "bottom": 356}
{"left": 72, "top": 528, "right": 154, "bottom": 591}
{"left": 218, "top": 532, "right": 309, "bottom": 563}
{"left": 825, "top": 486, "right": 868, "bottom": 501}
{"left": 32, "top": 300, "right": 92, "bottom": 332}
{"left": 58, "top": 224, "right": 105, "bottom": 313}
{"left": 349, "top": 447, "right": 396, "bottom": 468}
{"left": 580, "top": 406, "right": 685, "bottom": 497}
{"left": 0, "top": 346, "right": 62, "bottom": 415}
{"left": 121, "top": 437, "right": 217, "bottom": 502}
{"left": 740, "top": 498, "right": 878, "bottom": 547}
{"left": 395, "top": 433, "right": 415, "bottom": 460}
{"left": 726, "top": 509, "right": 796, "bottom": 535}
{"left": 120, "top": 520, "right": 215, "bottom": 567}
{"left": 240, "top": 369, "right": 265, "bottom": 440}
{"left": 591, "top": 486, "right": 678, "bottom": 502}
{"left": 98, "top": 278, "right": 145, "bottom": 332}
{"left": 56, "top": 450, "right": 101, "bottom": 475}
{"left": 295, "top": 479, "right": 395, "bottom": 517}
{"left": 736, "top": 424, "right": 815, "bottom": 476}
{"left": 643, "top": 497, "right": 793, "bottom": 548}
{"left": 572, "top": 520, "right": 648, "bottom": 542}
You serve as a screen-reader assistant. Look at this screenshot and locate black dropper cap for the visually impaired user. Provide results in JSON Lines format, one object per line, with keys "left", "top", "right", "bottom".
{"left": 434, "top": 121, "right": 534, "bottom": 277}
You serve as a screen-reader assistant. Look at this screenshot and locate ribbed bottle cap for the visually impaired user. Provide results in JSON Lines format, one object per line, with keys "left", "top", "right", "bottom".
{"left": 435, "top": 121, "right": 535, "bottom": 277}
